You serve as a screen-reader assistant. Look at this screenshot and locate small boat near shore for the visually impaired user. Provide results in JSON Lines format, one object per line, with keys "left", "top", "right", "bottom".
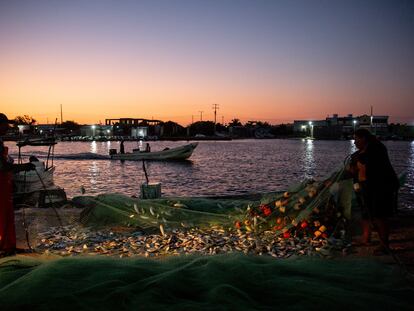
{"left": 109, "top": 142, "right": 198, "bottom": 161}
{"left": 13, "top": 138, "right": 67, "bottom": 208}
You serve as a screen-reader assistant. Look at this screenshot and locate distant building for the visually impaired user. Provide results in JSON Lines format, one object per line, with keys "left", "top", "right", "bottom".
{"left": 105, "top": 118, "right": 162, "bottom": 126}
{"left": 17, "top": 125, "right": 32, "bottom": 135}
{"left": 80, "top": 125, "right": 113, "bottom": 137}
{"left": 293, "top": 113, "right": 389, "bottom": 139}
{"left": 35, "top": 124, "right": 67, "bottom": 136}
{"left": 293, "top": 120, "right": 327, "bottom": 133}
{"left": 131, "top": 127, "right": 148, "bottom": 138}
{"left": 357, "top": 114, "right": 389, "bottom": 135}
{"left": 105, "top": 118, "right": 162, "bottom": 137}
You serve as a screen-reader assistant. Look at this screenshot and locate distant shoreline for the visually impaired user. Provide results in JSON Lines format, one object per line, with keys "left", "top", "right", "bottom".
{"left": 3, "top": 135, "right": 413, "bottom": 142}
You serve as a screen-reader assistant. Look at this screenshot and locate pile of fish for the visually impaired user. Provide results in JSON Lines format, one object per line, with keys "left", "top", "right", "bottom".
{"left": 35, "top": 224, "right": 349, "bottom": 258}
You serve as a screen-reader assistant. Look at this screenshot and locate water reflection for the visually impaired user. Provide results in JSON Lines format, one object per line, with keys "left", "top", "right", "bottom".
{"left": 5, "top": 140, "right": 413, "bottom": 209}
{"left": 90, "top": 141, "right": 97, "bottom": 153}
{"left": 349, "top": 139, "right": 357, "bottom": 154}
{"left": 303, "top": 139, "right": 314, "bottom": 179}
{"left": 106, "top": 141, "right": 112, "bottom": 153}
{"left": 88, "top": 160, "right": 99, "bottom": 191}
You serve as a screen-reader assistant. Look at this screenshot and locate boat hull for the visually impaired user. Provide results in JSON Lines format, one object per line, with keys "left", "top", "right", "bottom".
{"left": 110, "top": 142, "right": 198, "bottom": 161}
{"left": 13, "top": 166, "right": 55, "bottom": 194}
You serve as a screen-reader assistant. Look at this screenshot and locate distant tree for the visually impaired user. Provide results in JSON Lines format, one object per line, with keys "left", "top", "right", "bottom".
{"left": 189, "top": 121, "right": 215, "bottom": 136}
{"left": 215, "top": 123, "right": 227, "bottom": 133}
{"left": 270, "top": 124, "right": 294, "bottom": 136}
{"left": 61, "top": 120, "right": 81, "bottom": 134}
{"left": 228, "top": 118, "right": 242, "bottom": 127}
{"left": 244, "top": 121, "right": 271, "bottom": 128}
{"left": 14, "top": 115, "right": 36, "bottom": 125}
{"left": 162, "top": 121, "right": 185, "bottom": 137}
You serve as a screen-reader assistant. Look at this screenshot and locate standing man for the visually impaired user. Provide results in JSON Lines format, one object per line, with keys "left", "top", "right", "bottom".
{"left": 351, "top": 128, "right": 399, "bottom": 253}
{"left": 120, "top": 139, "right": 125, "bottom": 154}
{"left": 0, "top": 113, "right": 34, "bottom": 257}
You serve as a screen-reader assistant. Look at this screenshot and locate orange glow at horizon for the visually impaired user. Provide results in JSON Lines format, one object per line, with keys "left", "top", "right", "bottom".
{"left": 1, "top": 55, "right": 408, "bottom": 125}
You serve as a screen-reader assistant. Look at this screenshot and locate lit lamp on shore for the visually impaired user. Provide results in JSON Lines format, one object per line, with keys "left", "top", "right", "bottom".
{"left": 353, "top": 120, "right": 357, "bottom": 133}
{"left": 91, "top": 125, "right": 96, "bottom": 137}
{"left": 308, "top": 121, "right": 313, "bottom": 139}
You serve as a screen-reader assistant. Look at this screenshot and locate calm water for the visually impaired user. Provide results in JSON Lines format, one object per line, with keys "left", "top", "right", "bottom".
{"left": 7, "top": 139, "right": 414, "bottom": 209}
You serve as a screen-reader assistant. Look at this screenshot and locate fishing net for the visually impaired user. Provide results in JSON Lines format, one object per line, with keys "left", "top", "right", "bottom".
{"left": 6, "top": 165, "right": 412, "bottom": 310}
{"left": 75, "top": 166, "right": 353, "bottom": 240}
{"left": 0, "top": 254, "right": 412, "bottom": 311}
{"left": 12, "top": 166, "right": 348, "bottom": 258}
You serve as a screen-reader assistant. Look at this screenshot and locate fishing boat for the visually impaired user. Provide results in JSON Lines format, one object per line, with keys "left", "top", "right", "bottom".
{"left": 109, "top": 142, "right": 198, "bottom": 161}
{"left": 13, "top": 138, "right": 66, "bottom": 207}
{"left": 13, "top": 138, "right": 56, "bottom": 194}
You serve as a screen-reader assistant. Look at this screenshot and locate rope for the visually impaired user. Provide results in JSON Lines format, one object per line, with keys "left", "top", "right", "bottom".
{"left": 21, "top": 171, "right": 34, "bottom": 252}
{"left": 33, "top": 168, "right": 67, "bottom": 236}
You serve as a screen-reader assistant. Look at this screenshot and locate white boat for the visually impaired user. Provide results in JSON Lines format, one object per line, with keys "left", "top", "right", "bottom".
{"left": 110, "top": 142, "right": 198, "bottom": 161}
{"left": 14, "top": 139, "right": 58, "bottom": 194}
{"left": 14, "top": 162, "right": 56, "bottom": 194}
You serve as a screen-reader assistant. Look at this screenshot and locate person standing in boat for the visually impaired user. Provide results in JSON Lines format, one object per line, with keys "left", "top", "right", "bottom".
{"left": 145, "top": 143, "right": 151, "bottom": 153}
{"left": 120, "top": 139, "right": 125, "bottom": 154}
{"left": 0, "top": 113, "right": 35, "bottom": 257}
{"left": 350, "top": 128, "right": 399, "bottom": 253}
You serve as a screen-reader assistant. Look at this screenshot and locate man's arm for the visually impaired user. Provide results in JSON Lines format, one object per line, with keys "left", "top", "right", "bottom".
{"left": 0, "top": 158, "right": 35, "bottom": 173}
{"left": 0, "top": 146, "right": 35, "bottom": 173}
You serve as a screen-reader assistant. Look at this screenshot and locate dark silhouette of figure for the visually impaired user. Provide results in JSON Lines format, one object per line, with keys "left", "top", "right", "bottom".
{"left": 351, "top": 128, "right": 399, "bottom": 252}
{"left": 0, "top": 113, "right": 35, "bottom": 257}
{"left": 145, "top": 143, "right": 151, "bottom": 153}
{"left": 120, "top": 140, "right": 125, "bottom": 154}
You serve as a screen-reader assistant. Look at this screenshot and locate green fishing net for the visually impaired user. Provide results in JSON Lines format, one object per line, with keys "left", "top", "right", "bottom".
{"left": 75, "top": 167, "right": 353, "bottom": 241}
{"left": 0, "top": 254, "right": 412, "bottom": 311}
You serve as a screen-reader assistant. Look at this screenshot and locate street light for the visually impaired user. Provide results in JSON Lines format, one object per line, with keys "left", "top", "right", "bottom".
{"left": 308, "top": 121, "right": 313, "bottom": 138}
{"left": 91, "top": 125, "right": 96, "bottom": 137}
{"left": 353, "top": 120, "right": 357, "bottom": 132}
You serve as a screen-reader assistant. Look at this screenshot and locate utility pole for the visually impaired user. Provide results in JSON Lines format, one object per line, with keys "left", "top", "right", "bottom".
{"left": 191, "top": 115, "right": 194, "bottom": 124}
{"left": 222, "top": 116, "right": 224, "bottom": 125}
{"left": 212, "top": 104, "right": 219, "bottom": 133}
{"left": 199, "top": 111, "right": 203, "bottom": 121}
{"left": 212, "top": 104, "right": 219, "bottom": 124}
{"left": 60, "top": 104, "right": 63, "bottom": 124}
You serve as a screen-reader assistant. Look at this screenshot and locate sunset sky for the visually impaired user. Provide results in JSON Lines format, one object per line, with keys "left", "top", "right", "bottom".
{"left": 0, "top": 0, "right": 413, "bottom": 125}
